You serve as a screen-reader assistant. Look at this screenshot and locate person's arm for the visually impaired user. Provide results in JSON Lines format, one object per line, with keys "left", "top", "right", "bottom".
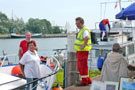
{"left": 106, "top": 19, "right": 111, "bottom": 31}
{"left": 19, "top": 63, "right": 25, "bottom": 78}
{"left": 108, "top": 24, "right": 111, "bottom": 31}
{"left": 18, "top": 47, "right": 22, "bottom": 60}
{"left": 34, "top": 47, "right": 38, "bottom": 51}
{"left": 128, "top": 65, "right": 135, "bottom": 70}
{"left": 80, "top": 30, "right": 89, "bottom": 49}
{"left": 80, "top": 36, "right": 89, "bottom": 49}
{"left": 19, "top": 53, "right": 27, "bottom": 78}
{"left": 32, "top": 40, "right": 38, "bottom": 51}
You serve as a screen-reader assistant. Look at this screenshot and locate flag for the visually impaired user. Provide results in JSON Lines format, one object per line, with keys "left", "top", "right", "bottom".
{"left": 114, "top": 1, "right": 118, "bottom": 9}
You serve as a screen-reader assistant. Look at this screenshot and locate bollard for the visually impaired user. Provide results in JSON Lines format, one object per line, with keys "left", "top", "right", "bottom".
{"left": 65, "top": 35, "right": 79, "bottom": 87}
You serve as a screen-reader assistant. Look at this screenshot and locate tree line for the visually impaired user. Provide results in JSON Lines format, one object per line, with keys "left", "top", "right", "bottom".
{"left": 0, "top": 12, "right": 67, "bottom": 34}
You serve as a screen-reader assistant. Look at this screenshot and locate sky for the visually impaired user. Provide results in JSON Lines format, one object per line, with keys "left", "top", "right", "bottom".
{"left": 0, "top": 0, "right": 134, "bottom": 32}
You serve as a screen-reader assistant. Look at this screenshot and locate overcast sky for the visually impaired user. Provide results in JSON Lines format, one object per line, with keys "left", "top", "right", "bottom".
{"left": 0, "top": 0, "right": 134, "bottom": 32}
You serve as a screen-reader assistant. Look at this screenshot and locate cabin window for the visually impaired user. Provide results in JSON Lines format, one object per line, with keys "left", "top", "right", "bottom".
{"left": 109, "top": 38, "right": 114, "bottom": 41}
{"left": 102, "top": 50, "right": 110, "bottom": 57}
{"left": 120, "top": 47, "right": 126, "bottom": 56}
{"left": 128, "top": 44, "right": 134, "bottom": 55}
{"left": 95, "top": 49, "right": 100, "bottom": 57}
{"left": 95, "top": 49, "right": 110, "bottom": 57}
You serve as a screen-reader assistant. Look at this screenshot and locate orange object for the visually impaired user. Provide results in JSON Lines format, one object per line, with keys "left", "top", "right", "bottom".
{"left": 11, "top": 65, "right": 23, "bottom": 77}
{"left": 50, "top": 61, "right": 55, "bottom": 69}
{"left": 53, "top": 87, "right": 63, "bottom": 90}
{"left": 53, "top": 84, "right": 63, "bottom": 90}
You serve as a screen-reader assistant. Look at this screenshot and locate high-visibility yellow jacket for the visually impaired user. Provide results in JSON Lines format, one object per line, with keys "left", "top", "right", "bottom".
{"left": 74, "top": 26, "right": 92, "bottom": 51}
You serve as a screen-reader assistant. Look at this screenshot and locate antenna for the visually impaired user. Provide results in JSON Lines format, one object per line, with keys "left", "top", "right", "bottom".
{"left": 119, "top": 0, "right": 122, "bottom": 11}
{"left": 11, "top": 9, "right": 14, "bottom": 21}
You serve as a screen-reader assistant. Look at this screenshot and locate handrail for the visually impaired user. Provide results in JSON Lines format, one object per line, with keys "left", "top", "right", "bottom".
{"left": 0, "top": 56, "right": 6, "bottom": 67}
{"left": 12, "top": 56, "right": 61, "bottom": 90}
{"left": 94, "top": 21, "right": 114, "bottom": 30}
{"left": 0, "top": 54, "right": 18, "bottom": 67}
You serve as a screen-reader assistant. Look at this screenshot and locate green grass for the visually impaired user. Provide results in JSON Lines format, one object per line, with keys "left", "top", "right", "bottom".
{"left": 89, "top": 70, "right": 101, "bottom": 78}
{"left": 53, "top": 69, "right": 64, "bottom": 87}
{"left": 53, "top": 69, "right": 101, "bottom": 87}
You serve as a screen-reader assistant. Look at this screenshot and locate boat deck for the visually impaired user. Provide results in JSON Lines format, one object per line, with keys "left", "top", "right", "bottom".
{"left": 64, "top": 75, "right": 101, "bottom": 90}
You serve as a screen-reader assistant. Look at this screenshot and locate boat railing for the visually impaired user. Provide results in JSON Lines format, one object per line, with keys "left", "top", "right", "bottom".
{"left": 12, "top": 55, "right": 61, "bottom": 90}
{"left": 89, "top": 40, "right": 135, "bottom": 70}
{"left": 94, "top": 21, "right": 115, "bottom": 30}
{"left": 0, "top": 52, "right": 18, "bottom": 67}
{"left": 88, "top": 48, "right": 111, "bottom": 70}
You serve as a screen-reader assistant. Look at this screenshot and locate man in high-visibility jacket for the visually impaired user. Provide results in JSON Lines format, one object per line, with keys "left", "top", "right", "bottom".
{"left": 74, "top": 17, "right": 92, "bottom": 86}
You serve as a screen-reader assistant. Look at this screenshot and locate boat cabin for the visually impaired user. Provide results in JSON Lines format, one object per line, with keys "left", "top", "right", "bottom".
{"left": 89, "top": 21, "right": 135, "bottom": 70}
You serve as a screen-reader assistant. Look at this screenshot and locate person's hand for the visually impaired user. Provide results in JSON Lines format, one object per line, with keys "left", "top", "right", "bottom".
{"left": 128, "top": 65, "right": 135, "bottom": 70}
{"left": 34, "top": 47, "right": 38, "bottom": 51}
{"left": 22, "top": 73, "right": 25, "bottom": 78}
{"left": 74, "top": 32, "right": 78, "bottom": 35}
{"left": 80, "top": 45, "right": 85, "bottom": 49}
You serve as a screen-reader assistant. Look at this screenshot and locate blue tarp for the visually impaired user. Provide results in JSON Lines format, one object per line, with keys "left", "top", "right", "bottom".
{"left": 116, "top": 2, "right": 135, "bottom": 20}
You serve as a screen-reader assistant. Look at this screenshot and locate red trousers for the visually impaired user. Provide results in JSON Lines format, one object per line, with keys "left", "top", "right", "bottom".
{"left": 77, "top": 51, "right": 92, "bottom": 84}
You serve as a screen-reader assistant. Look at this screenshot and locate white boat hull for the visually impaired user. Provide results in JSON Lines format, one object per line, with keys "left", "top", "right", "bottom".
{"left": 0, "top": 63, "right": 56, "bottom": 90}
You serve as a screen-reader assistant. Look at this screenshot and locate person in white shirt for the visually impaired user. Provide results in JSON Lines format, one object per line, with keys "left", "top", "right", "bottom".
{"left": 19, "top": 41, "right": 41, "bottom": 90}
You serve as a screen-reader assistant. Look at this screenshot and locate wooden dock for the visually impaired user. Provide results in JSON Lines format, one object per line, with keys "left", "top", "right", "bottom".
{"left": 42, "top": 34, "right": 68, "bottom": 38}
{"left": 0, "top": 34, "right": 68, "bottom": 39}
{"left": 0, "top": 35, "right": 10, "bottom": 39}
{"left": 63, "top": 75, "right": 101, "bottom": 90}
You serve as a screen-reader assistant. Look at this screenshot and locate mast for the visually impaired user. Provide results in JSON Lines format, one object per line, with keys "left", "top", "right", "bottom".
{"left": 100, "top": 0, "right": 130, "bottom": 20}
{"left": 11, "top": 9, "right": 14, "bottom": 21}
{"left": 119, "top": 0, "right": 122, "bottom": 11}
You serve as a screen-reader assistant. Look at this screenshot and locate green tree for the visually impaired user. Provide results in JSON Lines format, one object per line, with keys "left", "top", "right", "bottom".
{"left": 26, "top": 18, "right": 41, "bottom": 33}
{"left": 0, "top": 25, "right": 9, "bottom": 33}
{"left": 52, "top": 26, "right": 61, "bottom": 34}
{"left": 26, "top": 18, "right": 54, "bottom": 34}
{"left": 0, "top": 12, "right": 10, "bottom": 33}
{"left": 0, "top": 11, "right": 64, "bottom": 34}
{"left": 9, "top": 18, "right": 25, "bottom": 34}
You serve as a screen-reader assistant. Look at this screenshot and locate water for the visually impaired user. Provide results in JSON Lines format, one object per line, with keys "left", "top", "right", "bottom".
{"left": 0, "top": 37, "right": 97, "bottom": 70}
{"left": 0, "top": 38, "right": 67, "bottom": 56}
{"left": 0, "top": 38, "right": 67, "bottom": 64}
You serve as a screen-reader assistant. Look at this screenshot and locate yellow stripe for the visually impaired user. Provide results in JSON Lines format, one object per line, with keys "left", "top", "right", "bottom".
{"left": 74, "top": 43, "right": 91, "bottom": 46}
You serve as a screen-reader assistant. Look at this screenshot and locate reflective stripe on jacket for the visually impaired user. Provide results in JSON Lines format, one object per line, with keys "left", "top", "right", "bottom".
{"left": 74, "top": 26, "right": 92, "bottom": 51}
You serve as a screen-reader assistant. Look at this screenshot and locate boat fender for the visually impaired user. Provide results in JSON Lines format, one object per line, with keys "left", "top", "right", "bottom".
{"left": 40, "top": 56, "right": 46, "bottom": 63}
{"left": 53, "top": 84, "right": 63, "bottom": 90}
{"left": 97, "top": 56, "right": 104, "bottom": 71}
{"left": 97, "top": 55, "right": 107, "bottom": 71}
{"left": 11, "top": 65, "right": 23, "bottom": 77}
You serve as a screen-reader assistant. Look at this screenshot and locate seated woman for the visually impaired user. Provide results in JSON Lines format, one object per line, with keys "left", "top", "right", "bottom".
{"left": 100, "top": 43, "right": 129, "bottom": 82}
{"left": 19, "top": 41, "right": 41, "bottom": 90}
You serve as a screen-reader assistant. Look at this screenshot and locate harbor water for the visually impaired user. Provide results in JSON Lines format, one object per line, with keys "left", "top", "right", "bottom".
{"left": 0, "top": 38, "right": 67, "bottom": 56}
{"left": 0, "top": 37, "right": 97, "bottom": 70}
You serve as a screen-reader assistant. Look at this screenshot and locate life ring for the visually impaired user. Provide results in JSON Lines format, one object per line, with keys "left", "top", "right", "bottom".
{"left": 11, "top": 65, "right": 23, "bottom": 77}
